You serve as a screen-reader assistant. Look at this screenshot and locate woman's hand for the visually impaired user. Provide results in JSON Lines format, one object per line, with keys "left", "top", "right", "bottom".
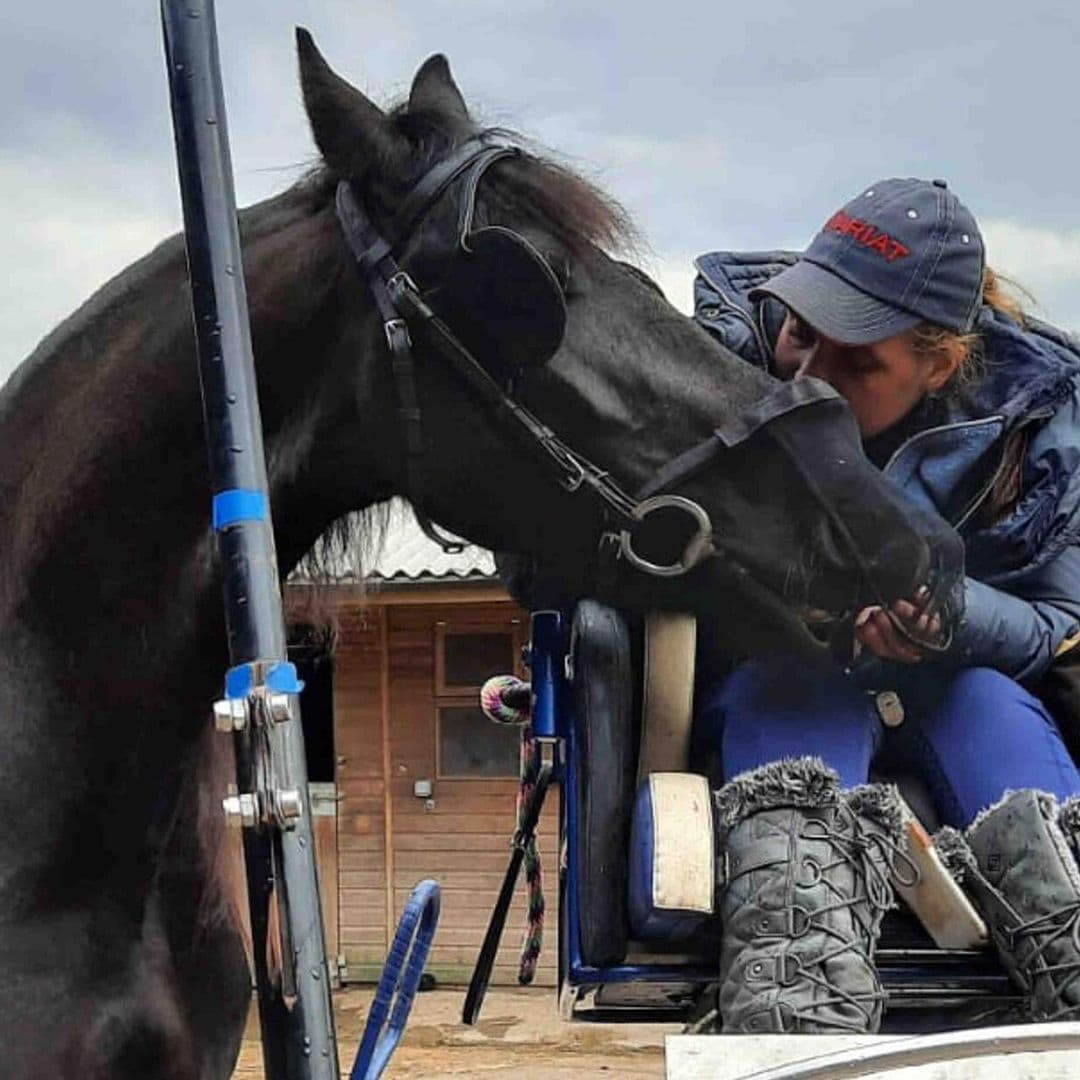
{"left": 854, "top": 591, "right": 943, "bottom": 664}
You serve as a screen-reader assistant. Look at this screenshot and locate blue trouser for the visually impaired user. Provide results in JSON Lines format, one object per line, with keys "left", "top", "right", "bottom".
{"left": 695, "top": 660, "right": 1080, "bottom": 828}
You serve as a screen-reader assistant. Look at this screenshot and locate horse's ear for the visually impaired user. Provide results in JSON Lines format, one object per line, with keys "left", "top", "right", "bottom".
{"left": 408, "top": 55, "right": 470, "bottom": 123}
{"left": 295, "top": 27, "right": 406, "bottom": 180}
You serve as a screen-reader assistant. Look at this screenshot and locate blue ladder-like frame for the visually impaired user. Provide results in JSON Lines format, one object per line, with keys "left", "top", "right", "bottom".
{"left": 351, "top": 879, "right": 442, "bottom": 1080}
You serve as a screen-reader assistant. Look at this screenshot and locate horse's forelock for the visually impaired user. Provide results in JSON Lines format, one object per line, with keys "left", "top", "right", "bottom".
{"left": 380, "top": 102, "right": 637, "bottom": 260}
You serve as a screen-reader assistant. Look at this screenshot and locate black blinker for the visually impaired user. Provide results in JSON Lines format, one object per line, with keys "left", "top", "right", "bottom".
{"left": 424, "top": 226, "right": 567, "bottom": 373}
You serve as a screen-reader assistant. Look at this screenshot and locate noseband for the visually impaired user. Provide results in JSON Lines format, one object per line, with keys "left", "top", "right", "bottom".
{"left": 334, "top": 136, "right": 721, "bottom": 577}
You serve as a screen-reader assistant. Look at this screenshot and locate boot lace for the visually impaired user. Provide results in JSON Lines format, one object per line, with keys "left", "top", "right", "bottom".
{"left": 766, "top": 805, "right": 917, "bottom": 1031}
{"left": 1005, "top": 900, "right": 1080, "bottom": 1020}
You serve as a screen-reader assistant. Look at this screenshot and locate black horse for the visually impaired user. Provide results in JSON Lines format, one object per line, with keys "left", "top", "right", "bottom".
{"left": 0, "top": 30, "right": 958, "bottom": 1078}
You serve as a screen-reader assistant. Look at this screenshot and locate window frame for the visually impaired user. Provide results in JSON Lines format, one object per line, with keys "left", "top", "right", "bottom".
{"left": 433, "top": 618, "right": 525, "bottom": 781}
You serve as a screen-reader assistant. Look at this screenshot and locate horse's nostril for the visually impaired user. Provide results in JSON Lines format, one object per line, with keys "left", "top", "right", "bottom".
{"left": 870, "top": 535, "right": 932, "bottom": 603}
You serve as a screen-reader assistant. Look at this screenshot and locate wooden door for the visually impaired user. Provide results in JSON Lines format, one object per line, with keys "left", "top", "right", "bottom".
{"left": 387, "top": 601, "right": 559, "bottom": 986}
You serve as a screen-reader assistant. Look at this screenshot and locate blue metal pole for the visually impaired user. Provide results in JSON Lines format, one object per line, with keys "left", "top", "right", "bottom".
{"left": 160, "top": 2, "right": 338, "bottom": 1075}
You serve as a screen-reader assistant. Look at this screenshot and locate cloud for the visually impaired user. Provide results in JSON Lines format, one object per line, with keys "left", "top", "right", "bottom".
{"left": 981, "top": 220, "right": 1080, "bottom": 332}
{"left": 0, "top": 148, "right": 180, "bottom": 379}
{"left": 6, "top": 0, "right": 1080, "bottom": 385}
{"left": 982, "top": 220, "right": 1080, "bottom": 279}
{"left": 638, "top": 252, "right": 698, "bottom": 316}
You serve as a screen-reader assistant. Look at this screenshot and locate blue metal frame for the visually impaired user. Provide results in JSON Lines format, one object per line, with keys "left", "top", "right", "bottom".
{"left": 351, "top": 880, "right": 441, "bottom": 1080}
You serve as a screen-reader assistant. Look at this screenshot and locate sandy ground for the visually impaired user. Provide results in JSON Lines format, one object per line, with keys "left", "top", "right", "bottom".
{"left": 233, "top": 986, "right": 676, "bottom": 1078}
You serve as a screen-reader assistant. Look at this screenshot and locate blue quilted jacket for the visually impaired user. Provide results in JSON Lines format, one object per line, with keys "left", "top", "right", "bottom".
{"left": 694, "top": 250, "right": 1080, "bottom": 683}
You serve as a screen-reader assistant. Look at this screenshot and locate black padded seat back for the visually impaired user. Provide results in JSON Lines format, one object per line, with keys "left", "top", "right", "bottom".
{"left": 570, "top": 600, "right": 637, "bottom": 967}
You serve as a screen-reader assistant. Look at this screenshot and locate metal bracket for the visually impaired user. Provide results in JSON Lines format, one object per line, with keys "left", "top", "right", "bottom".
{"left": 222, "top": 787, "right": 303, "bottom": 830}
{"left": 266, "top": 691, "right": 293, "bottom": 724}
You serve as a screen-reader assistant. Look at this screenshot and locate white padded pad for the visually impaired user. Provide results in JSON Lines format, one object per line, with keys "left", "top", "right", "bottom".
{"left": 647, "top": 772, "right": 714, "bottom": 914}
{"left": 638, "top": 611, "right": 697, "bottom": 780}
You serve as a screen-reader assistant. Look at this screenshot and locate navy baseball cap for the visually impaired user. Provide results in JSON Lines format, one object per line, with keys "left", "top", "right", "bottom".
{"left": 751, "top": 178, "right": 985, "bottom": 345}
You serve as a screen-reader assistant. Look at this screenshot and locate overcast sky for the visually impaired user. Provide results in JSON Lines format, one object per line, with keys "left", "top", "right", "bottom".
{"left": 4, "top": 1, "right": 1080, "bottom": 384}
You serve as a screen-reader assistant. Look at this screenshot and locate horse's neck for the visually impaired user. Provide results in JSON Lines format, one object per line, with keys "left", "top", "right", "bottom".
{"left": 0, "top": 179, "right": 403, "bottom": 899}
{"left": 0, "top": 178, "right": 381, "bottom": 638}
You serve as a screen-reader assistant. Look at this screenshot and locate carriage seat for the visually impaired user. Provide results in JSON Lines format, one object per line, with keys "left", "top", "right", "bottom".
{"left": 569, "top": 599, "right": 717, "bottom": 959}
{"left": 565, "top": 600, "right": 1018, "bottom": 1029}
{"left": 568, "top": 599, "right": 944, "bottom": 958}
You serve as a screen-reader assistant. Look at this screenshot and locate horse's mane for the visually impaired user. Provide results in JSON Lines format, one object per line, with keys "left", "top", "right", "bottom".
{"left": 466, "top": 126, "right": 639, "bottom": 257}
{"left": 385, "top": 103, "right": 639, "bottom": 256}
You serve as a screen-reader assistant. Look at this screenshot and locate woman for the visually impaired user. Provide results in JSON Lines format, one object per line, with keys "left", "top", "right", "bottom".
{"left": 692, "top": 178, "right": 1080, "bottom": 1033}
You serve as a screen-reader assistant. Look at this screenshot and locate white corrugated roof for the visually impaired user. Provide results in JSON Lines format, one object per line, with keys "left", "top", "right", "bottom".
{"left": 292, "top": 499, "right": 496, "bottom": 583}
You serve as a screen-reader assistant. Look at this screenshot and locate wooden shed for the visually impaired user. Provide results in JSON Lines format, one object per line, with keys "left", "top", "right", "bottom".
{"left": 286, "top": 503, "right": 559, "bottom": 987}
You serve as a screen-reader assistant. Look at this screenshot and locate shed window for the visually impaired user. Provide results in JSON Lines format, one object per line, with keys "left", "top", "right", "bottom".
{"left": 438, "top": 705, "right": 520, "bottom": 778}
{"left": 435, "top": 624, "right": 521, "bottom": 779}
{"left": 437, "top": 630, "right": 515, "bottom": 693}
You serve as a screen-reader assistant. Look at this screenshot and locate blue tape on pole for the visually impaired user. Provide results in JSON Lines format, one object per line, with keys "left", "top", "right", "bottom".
{"left": 224, "top": 661, "right": 304, "bottom": 700}
{"left": 212, "top": 488, "right": 269, "bottom": 531}
{"left": 266, "top": 662, "right": 304, "bottom": 694}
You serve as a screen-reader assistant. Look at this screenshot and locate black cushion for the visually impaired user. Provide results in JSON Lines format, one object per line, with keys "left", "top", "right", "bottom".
{"left": 571, "top": 600, "right": 636, "bottom": 967}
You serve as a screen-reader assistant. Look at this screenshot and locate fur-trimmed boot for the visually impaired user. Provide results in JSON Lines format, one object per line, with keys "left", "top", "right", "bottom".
{"left": 956, "top": 790, "right": 1080, "bottom": 1020}
{"left": 713, "top": 758, "right": 911, "bottom": 1033}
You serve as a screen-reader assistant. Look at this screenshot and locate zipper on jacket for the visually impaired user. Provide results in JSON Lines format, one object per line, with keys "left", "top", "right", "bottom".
{"left": 881, "top": 415, "right": 1011, "bottom": 530}
{"left": 694, "top": 261, "right": 773, "bottom": 365}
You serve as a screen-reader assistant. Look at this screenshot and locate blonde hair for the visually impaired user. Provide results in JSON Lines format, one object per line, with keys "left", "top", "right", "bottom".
{"left": 911, "top": 267, "right": 1031, "bottom": 387}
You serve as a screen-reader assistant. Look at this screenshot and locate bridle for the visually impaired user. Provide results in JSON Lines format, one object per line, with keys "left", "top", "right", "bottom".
{"left": 334, "top": 135, "right": 722, "bottom": 578}
{"left": 332, "top": 136, "right": 956, "bottom": 649}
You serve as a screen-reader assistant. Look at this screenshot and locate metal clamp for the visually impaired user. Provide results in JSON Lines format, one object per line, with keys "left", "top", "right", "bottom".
{"left": 618, "top": 494, "right": 715, "bottom": 578}
{"left": 384, "top": 317, "right": 412, "bottom": 352}
{"left": 222, "top": 789, "right": 303, "bottom": 830}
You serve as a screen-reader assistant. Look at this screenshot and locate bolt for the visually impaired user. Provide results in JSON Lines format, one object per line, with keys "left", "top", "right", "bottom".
{"left": 267, "top": 692, "right": 292, "bottom": 724}
{"left": 222, "top": 792, "right": 257, "bottom": 827}
{"left": 277, "top": 789, "right": 303, "bottom": 824}
{"left": 213, "top": 698, "right": 247, "bottom": 732}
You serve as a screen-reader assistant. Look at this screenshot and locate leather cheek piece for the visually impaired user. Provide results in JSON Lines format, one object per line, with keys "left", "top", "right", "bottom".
{"left": 425, "top": 226, "right": 567, "bottom": 372}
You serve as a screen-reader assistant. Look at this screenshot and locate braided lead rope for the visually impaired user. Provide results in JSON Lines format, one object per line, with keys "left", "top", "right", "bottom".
{"left": 480, "top": 675, "right": 543, "bottom": 985}
{"left": 516, "top": 722, "right": 545, "bottom": 985}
